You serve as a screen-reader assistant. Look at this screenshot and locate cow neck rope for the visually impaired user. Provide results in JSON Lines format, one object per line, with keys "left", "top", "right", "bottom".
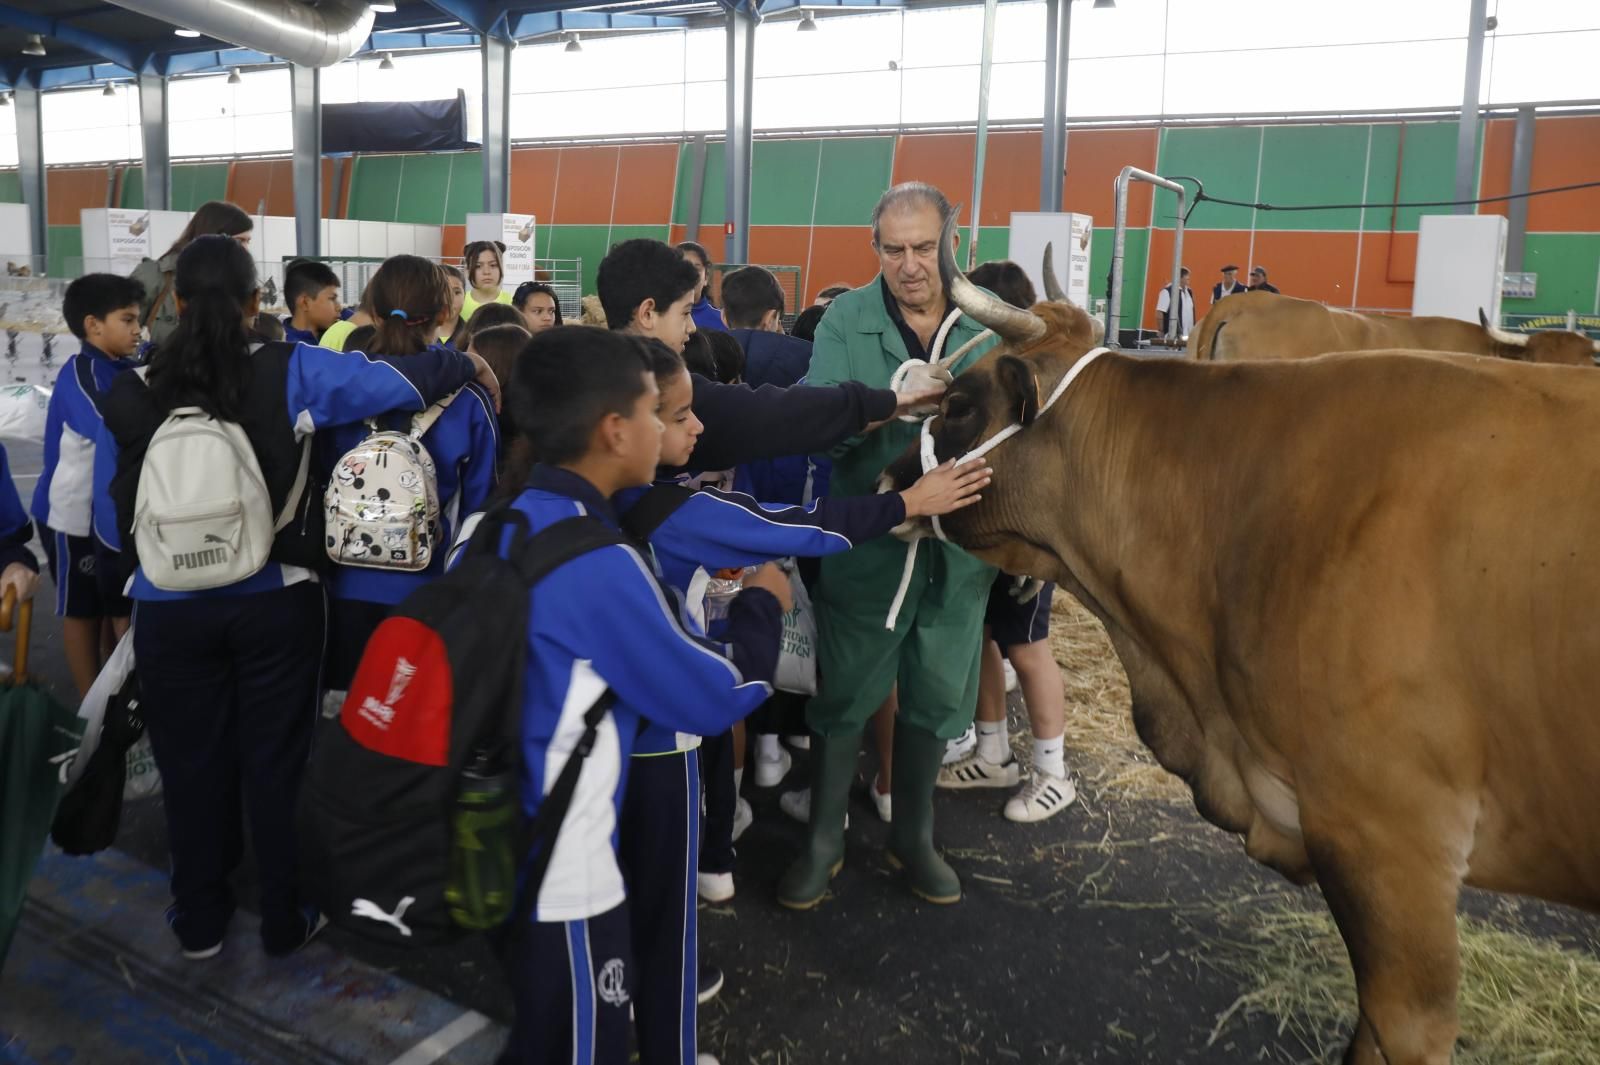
{"left": 883, "top": 346, "right": 1112, "bottom": 631}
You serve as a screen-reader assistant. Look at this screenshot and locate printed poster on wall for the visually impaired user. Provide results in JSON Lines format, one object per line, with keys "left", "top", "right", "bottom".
{"left": 107, "top": 209, "right": 153, "bottom": 274}
{"left": 500, "top": 213, "right": 536, "bottom": 288}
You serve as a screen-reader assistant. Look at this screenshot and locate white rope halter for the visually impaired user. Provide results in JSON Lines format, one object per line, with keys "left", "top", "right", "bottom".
{"left": 882, "top": 345, "right": 1111, "bottom": 631}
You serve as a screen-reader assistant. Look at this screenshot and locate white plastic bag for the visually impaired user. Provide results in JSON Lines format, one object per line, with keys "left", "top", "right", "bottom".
{"left": 62, "top": 626, "right": 136, "bottom": 789}
{"left": 773, "top": 561, "right": 817, "bottom": 696}
{"left": 123, "top": 735, "right": 162, "bottom": 800}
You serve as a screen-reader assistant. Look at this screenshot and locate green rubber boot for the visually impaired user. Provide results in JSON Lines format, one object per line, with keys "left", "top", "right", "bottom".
{"left": 885, "top": 722, "right": 962, "bottom": 904}
{"left": 777, "top": 732, "right": 860, "bottom": 911}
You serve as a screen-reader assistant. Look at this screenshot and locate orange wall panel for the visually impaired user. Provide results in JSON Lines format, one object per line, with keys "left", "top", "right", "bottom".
{"left": 1145, "top": 229, "right": 1253, "bottom": 319}
{"left": 47, "top": 167, "right": 109, "bottom": 225}
{"left": 612, "top": 144, "right": 679, "bottom": 226}
{"left": 1062, "top": 128, "right": 1159, "bottom": 227}
{"left": 1246, "top": 231, "right": 1361, "bottom": 308}
{"left": 228, "top": 159, "right": 296, "bottom": 217}
{"left": 551, "top": 146, "right": 621, "bottom": 225}
{"left": 1522, "top": 116, "right": 1600, "bottom": 232}
{"left": 442, "top": 224, "right": 466, "bottom": 263}
{"left": 974, "top": 132, "right": 1042, "bottom": 226}
{"left": 892, "top": 134, "right": 976, "bottom": 208}
{"left": 1355, "top": 231, "right": 1418, "bottom": 312}
{"left": 510, "top": 147, "right": 560, "bottom": 223}
{"left": 804, "top": 226, "right": 877, "bottom": 303}
{"left": 669, "top": 224, "right": 726, "bottom": 262}
{"left": 1477, "top": 117, "right": 1514, "bottom": 222}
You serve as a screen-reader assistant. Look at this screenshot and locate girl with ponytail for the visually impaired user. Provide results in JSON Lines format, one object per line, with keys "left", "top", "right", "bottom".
{"left": 97, "top": 236, "right": 493, "bottom": 962}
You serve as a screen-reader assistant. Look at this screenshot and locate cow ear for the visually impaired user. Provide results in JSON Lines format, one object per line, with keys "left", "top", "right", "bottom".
{"left": 996, "top": 355, "right": 1041, "bottom": 426}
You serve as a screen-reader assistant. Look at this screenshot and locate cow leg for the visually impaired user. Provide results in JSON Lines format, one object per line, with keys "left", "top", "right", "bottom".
{"left": 1309, "top": 835, "right": 1463, "bottom": 1065}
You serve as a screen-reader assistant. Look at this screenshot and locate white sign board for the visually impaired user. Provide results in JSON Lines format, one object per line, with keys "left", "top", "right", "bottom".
{"left": 106, "top": 209, "right": 153, "bottom": 274}
{"left": 465, "top": 212, "right": 537, "bottom": 289}
{"left": 1008, "top": 212, "right": 1094, "bottom": 309}
{"left": 1413, "top": 214, "right": 1508, "bottom": 323}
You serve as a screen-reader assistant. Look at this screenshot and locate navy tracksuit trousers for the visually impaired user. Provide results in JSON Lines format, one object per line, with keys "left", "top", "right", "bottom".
{"left": 497, "top": 904, "right": 634, "bottom": 1065}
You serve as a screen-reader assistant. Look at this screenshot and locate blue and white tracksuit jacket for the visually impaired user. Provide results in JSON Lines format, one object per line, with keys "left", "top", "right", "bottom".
{"left": 616, "top": 481, "right": 906, "bottom": 756}
{"left": 319, "top": 381, "right": 500, "bottom": 608}
{"left": 0, "top": 443, "right": 39, "bottom": 575}
{"left": 33, "top": 343, "right": 137, "bottom": 542}
{"left": 501, "top": 465, "right": 780, "bottom": 923}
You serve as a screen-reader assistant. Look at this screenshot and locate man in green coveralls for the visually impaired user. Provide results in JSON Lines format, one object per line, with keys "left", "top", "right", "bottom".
{"left": 780, "top": 183, "right": 998, "bottom": 908}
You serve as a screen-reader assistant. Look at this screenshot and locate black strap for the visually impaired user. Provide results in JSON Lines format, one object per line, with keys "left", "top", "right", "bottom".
{"left": 510, "top": 688, "right": 616, "bottom": 928}
{"left": 618, "top": 483, "right": 696, "bottom": 545}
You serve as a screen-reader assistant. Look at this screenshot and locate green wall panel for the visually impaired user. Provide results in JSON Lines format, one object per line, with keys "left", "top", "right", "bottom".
{"left": 169, "top": 163, "right": 229, "bottom": 212}
{"left": 1363, "top": 122, "right": 1459, "bottom": 233}
{"left": 672, "top": 140, "right": 725, "bottom": 228}
{"left": 956, "top": 226, "right": 1011, "bottom": 265}
{"left": 394, "top": 154, "right": 453, "bottom": 225}
{"left": 813, "top": 137, "right": 896, "bottom": 227}
{"left": 0, "top": 172, "right": 20, "bottom": 203}
{"left": 1154, "top": 126, "right": 1260, "bottom": 231}
{"left": 119, "top": 166, "right": 143, "bottom": 209}
{"left": 1258, "top": 125, "right": 1370, "bottom": 231}
{"left": 47, "top": 224, "right": 82, "bottom": 279}
{"left": 547, "top": 224, "right": 616, "bottom": 297}
{"left": 1503, "top": 234, "right": 1600, "bottom": 317}
{"left": 347, "top": 156, "right": 404, "bottom": 222}
{"left": 443, "top": 152, "right": 483, "bottom": 225}
{"left": 1088, "top": 227, "right": 1149, "bottom": 322}
{"left": 751, "top": 140, "right": 821, "bottom": 227}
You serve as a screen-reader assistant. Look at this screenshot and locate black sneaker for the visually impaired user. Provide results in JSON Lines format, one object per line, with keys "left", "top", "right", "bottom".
{"left": 696, "top": 962, "right": 724, "bottom": 1005}
{"left": 263, "top": 908, "right": 329, "bottom": 958}
{"left": 165, "top": 903, "right": 224, "bottom": 961}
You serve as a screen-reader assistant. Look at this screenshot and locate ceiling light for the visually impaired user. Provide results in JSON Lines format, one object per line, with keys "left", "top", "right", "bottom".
{"left": 22, "top": 34, "right": 46, "bottom": 57}
{"left": 378, "top": 51, "right": 395, "bottom": 70}
{"left": 102, "top": 82, "right": 116, "bottom": 96}
{"left": 174, "top": 28, "right": 202, "bottom": 38}
{"left": 1092, "top": 0, "right": 1116, "bottom": 8}
{"left": 227, "top": 67, "right": 242, "bottom": 84}
{"left": 369, "top": 0, "right": 397, "bottom": 11}
{"left": 564, "top": 33, "right": 582, "bottom": 53}
{"left": 797, "top": 10, "right": 818, "bottom": 31}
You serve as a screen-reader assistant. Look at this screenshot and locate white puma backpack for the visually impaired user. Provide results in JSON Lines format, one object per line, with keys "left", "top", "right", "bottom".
{"left": 324, "top": 393, "right": 458, "bottom": 572}
{"left": 134, "top": 402, "right": 310, "bottom": 591}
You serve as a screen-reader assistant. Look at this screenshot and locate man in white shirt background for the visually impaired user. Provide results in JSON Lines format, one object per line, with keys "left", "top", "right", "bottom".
{"left": 1155, "top": 267, "right": 1195, "bottom": 340}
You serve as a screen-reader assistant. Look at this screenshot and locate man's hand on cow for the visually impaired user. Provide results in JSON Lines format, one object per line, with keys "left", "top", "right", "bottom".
{"left": 900, "top": 458, "right": 992, "bottom": 518}
{"left": 741, "top": 562, "right": 795, "bottom": 614}
{"left": 867, "top": 386, "right": 949, "bottom": 433}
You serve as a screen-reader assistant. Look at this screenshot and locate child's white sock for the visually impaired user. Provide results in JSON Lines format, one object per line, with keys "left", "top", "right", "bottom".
{"left": 757, "top": 733, "right": 782, "bottom": 762}
{"left": 1032, "top": 733, "right": 1066, "bottom": 780}
{"left": 733, "top": 767, "right": 744, "bottom": 792}
{"left": 976, "top": 719, "right": 1009, "bottom": 764}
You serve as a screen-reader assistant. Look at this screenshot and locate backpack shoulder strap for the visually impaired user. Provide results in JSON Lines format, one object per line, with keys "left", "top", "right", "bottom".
{"left": 409, "top": 388, "right": 461, "bottom": 441}
{"left": 515, "top": 515, "right": 630, "bottom": 587}
{"left": 618, "top": 483, "right": 697, "bottom": 545}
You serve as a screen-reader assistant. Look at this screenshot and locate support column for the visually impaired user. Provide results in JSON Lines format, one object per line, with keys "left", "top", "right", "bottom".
{"left": 481, "top": 34, "right": 512, "bottom": 215}
{"left": 968, "top": 0, "right": 997, "bottom": 270}
{"left": 1039, "top": 0, "right": 1071, "bottom": 213}
{"left": 137, "top": 73, "right": 171, "bottom": 212}
{"left": 686, "top": 134, "right": 708, "bottom": 241}
{"left": 1453, "top": 0, "right": 1488, "bottom": 212}
{"left": 724, "top": 6, "right": 756, "bottom": 265}
{"left": 290, "top": 64, "right": 322, "bottom": 256}
{"left": 1505, "top": 105, "right": 1534, "bottom": 272}
{"left": 13, "top": 79, "right": 45, "bottom": 271}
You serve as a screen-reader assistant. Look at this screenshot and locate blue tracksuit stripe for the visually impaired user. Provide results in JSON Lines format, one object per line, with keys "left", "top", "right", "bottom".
{"left": 0, "top": 443, "right": 38, "bottom": 576}
{"left": 283, "top": 342, "right": 461, "bottom": 436}
{"left": 34, "top": 345, "right": 135, "bottom": 536}
{"left": 568, "top": 919, "right": 595, "bottom": 1065}
{"left": 678, "top": 750, "right": 699, "bottom": 1065}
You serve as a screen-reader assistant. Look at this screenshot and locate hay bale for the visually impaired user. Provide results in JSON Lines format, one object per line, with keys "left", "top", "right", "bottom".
{"left": 1199, "top": 901, "right": 1600, "bottom": 1063}
{"left": 1046, "top": 592, "right": 1188, "bottom": 803}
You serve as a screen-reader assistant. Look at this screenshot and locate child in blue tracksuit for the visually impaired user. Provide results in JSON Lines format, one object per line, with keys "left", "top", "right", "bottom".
{"left": 97, "top": 236, "right": 486, "bottom": 962}
{"left": 612, "top": 341, "right": 990, "bottom": 1065}
{"left": 0, "top": 441, "right": 42, "bottom": 609}
{"left": 34, "top": 273, "right": 144, "bottom": 697}
{"left": 318, "top": 255, "right": 500, "bottom": 692}
{"left": 485, "top": 327, "right": 784, "bottom": 1065}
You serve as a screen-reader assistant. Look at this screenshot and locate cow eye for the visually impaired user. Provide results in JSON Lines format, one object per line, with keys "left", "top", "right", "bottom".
{"left": 943, "top": 393, "right": 972, "bottom": 419}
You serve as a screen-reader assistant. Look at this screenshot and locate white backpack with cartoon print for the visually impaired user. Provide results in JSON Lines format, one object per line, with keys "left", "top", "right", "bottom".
{"left": 324, "top": 392, "right": 457, "bottom": 572}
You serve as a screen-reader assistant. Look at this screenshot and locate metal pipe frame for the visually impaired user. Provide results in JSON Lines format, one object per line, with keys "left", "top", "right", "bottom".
{"left": 1505, "top": 105, "right": 1534, "bottom": 272}
{"left": 1454, "top": 0, "right": 1488, "bottom": 212}
{"left": 723, "top": 6, "right": 756, "bottom": 264}
{"left": 481, "top": 34, "right": 512, "bottom": 215}
{"left": 13, "top": 80, "right": 46, "bottom": 268}
{"left": 1107, "top": 165, "right": 1185, "bottom": 348}
{"left": 137, "top": 73, "right": 171, "bottom": 211}
{"left": 290, "top": 64, "right": 321, "bottom": 256}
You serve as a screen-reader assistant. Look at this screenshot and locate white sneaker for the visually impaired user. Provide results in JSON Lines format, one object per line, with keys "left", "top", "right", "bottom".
{"left": 1004, "top": 771, "right": 1078, "bottom": 823}
{"left": 778, "top": 788, "right": 848, "bottom": 829}
{"left": 697, "top": 1055, "right": 721, "bottom": 1065}
{"left": 869, "top": 773, "right": 892, "bottom": 823}
{"left": 754, "top": 746, "right": 793, "bottom": 788}
{"left": 937, "top": 750, "right": 1021, "bottom": 790}
{"left": 697, "top": 870, "right": 735, "bottom": 903}
{"left": 1003, "top": 660, "right": 1019, "bottom": 693}
{"left": 731, "top": 796, "right": 753, "bottom": 842}
{"left": 785, "top": 734, "right": 811, "bottom": 751}
{"left": 942, "top": 725, "right": 976, "bottom": 765}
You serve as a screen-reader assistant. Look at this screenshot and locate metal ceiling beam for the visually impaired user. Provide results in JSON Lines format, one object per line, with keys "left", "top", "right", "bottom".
{"left": 507, "top": 10, "right": 689, "bottom": 38}
{"left": 0, "top": 2, "right": 146, "bottom": 71}
{"left": 421, "top": 0, "right": 505, "bottom": 35}
{"left": 155, "top": 48, "right": 279, "bottom": 77}
{"left": 362, "top": 30, "right": 483, "bottom": 51}
{"left": 755, "top": 0, "right": 903, "bottom": 11}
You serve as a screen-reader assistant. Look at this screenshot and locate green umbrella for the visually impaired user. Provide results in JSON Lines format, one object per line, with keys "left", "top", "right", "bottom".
{"left": 0, "top": 593, "right": 82, "bottom": 970}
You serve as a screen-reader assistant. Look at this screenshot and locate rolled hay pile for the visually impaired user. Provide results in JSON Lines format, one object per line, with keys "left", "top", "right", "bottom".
{"left": 1046, "top": 592, "right": 1188, "bottom": 802}
{"left": 1198, "top": 900, "right": 1600, "bottom": 1063}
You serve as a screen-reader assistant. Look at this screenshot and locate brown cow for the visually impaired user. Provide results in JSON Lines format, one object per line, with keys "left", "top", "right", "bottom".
{"left": 882, "top": 221, "right": 1600, "bottom": 1065}
{"left": 1189, "top": 289, "right": 1599, "bottom": 366}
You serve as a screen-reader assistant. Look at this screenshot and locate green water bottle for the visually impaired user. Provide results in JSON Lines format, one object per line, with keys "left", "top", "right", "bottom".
{"left": 445, "top": 748, "right": 518, "bottom": 930}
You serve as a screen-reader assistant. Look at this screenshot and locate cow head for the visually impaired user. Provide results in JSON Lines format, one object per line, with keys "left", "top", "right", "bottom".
{"left": 880, "top": 214, "right": 1105, "bottom": 577}
{"left": 1478, "top": 309, "right": 1600, "bottom": 367}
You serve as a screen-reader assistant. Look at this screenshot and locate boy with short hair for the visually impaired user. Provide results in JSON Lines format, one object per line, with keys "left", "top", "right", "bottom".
{"left": 721, "top": 265, "right": 812, "bottom": 392}
{"left": 33, "top": 273, "right": 143, "bottom": 696}
{"left": 596, "top": 239, "right": 701, "bottom": 355}
{"left": 281, "top": 260, "right": 342, "bottom": 345}
{"left": 491, "top": 326, "right": 785, "bottom": 1065}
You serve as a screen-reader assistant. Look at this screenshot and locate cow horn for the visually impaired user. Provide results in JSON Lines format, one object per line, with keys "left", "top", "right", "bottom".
{"left": 940, "top": 206, "right": 1047, "bottom": 346}
{"left": 1479, "top": 307, "right": 1528, "bottom": 348}
{"left": 1042, "top": 243, "right": 1068, "bottom": 303}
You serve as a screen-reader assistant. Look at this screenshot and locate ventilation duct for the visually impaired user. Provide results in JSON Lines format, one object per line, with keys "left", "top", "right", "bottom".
{"left": 107, "top": 0, "right": 375, "bottom": 68}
